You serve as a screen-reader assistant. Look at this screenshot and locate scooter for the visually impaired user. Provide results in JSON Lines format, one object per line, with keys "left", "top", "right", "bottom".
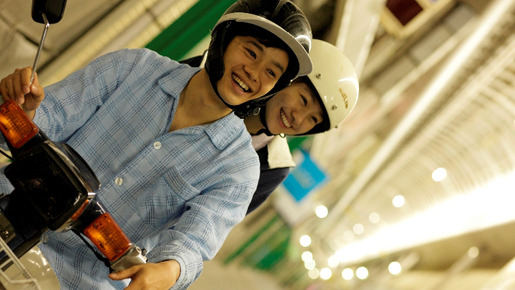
{"left": 0, "top": 0, "right": 147, "bottom": 285}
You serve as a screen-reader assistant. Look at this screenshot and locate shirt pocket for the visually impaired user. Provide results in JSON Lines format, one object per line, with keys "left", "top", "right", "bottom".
{"left": 163, "top": 165, "right": 201, "bottom": 202}
{"left": 131, "top": 166, "right": 201, "bottom": 233}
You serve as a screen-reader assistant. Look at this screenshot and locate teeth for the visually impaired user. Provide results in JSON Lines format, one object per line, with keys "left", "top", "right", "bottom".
{"left": 281, "top": 111, "right": 291, "bottom": 128}
{"left": 232, "top": 74, "right": 249, "bottom": 92}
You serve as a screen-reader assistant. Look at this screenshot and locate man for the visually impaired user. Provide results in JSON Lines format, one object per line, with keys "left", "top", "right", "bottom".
{"left": 0, "top": 0, "right": 312, "bottom": 288}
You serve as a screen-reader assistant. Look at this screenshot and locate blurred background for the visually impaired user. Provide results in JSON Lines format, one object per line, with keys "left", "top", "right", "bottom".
{"left": 1, "top": 0, "right": 514, "bottom": 289}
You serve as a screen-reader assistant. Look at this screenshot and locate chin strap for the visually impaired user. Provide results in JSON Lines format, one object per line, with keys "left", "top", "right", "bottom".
{"left": 215, "top": 87, "right": 237, "bottom": 110}
{"left": 205, "top": 22, "right": 240, "bottom": 112}
{"left": 254, "top": 106, "right": 273, "bottom": 136}
{"left": 206, "top": 66, "right": 239, "bottom": 113}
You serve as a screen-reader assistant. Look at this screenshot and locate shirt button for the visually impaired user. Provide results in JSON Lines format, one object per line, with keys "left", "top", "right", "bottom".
{"left": 115, "top": 177, "right": 123, "bottom": 186}
{"left": 153, "top": 141, "right": 162, "bottom": 150}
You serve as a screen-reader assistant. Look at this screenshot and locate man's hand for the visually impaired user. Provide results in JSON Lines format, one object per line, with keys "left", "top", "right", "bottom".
{"left": 108, "top": 260, "right": 181, "bottom": 290}
{"left": 0, "top": 67, "right": 45, "bottom": 119}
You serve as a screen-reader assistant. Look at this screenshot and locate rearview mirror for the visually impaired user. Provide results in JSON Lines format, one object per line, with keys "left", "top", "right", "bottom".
{"left": 32, "top": 0, "right": 67, "bottom": 24}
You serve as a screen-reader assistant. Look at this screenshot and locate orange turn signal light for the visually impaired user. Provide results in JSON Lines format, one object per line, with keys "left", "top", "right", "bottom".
{"left": 83, "top": 213, "right": 131, "bottom": 262}
{"left": 0, "top": 100, "right": 38, "bottom": 148}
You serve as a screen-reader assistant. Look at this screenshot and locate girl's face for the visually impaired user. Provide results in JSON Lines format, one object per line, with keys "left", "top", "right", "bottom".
{"left": 217, "top": 36, "right": 289, "bottom": 106}
{"left": 264, "top": 81, "right": 324, "bottom": 135}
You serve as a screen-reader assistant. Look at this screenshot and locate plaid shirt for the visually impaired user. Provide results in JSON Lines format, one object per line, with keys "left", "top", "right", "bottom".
{"left": 1, "top": 48, "right": 259, "bottom": 289}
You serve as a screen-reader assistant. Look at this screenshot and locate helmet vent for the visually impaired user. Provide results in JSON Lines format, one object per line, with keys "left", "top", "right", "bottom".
{"left": 332, "top": 105, "right": 338, "bottom": 110}
{"left": 316, "top": 73, "right": 322, "bottom": 79}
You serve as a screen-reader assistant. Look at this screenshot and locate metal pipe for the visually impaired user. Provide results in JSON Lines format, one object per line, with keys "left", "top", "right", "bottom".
{"left": 31, "top": 13, "right": 50, "bottom": 84}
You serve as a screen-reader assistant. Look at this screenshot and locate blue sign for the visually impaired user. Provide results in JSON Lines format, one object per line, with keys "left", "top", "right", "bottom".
{"left": 282, "top": 149, "right": 328, "bottom": 202}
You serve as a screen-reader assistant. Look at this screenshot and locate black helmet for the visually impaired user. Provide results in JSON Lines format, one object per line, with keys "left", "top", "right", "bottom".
{"left": 205, "top": 0, "right": 313, "bottom": 118}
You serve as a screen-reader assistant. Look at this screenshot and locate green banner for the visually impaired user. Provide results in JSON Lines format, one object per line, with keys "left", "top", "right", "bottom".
{"left": 146, "top": 0, "right": 235, "bottom": 60}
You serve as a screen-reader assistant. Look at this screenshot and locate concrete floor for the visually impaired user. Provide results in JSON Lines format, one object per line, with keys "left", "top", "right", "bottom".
{"left": 190, "top": 259, "right": 284, "bottom": 290}
{"left": 0, "top": 244, "right": 284, "bottom": 289}
{"left": 1, "top": 245, "right": 60, "bottom": 289}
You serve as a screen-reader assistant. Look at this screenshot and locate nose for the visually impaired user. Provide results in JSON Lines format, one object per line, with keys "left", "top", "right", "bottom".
{"left": 292, "top": 108, "right": 311, "bottom": 129}
{"left": 244, "top": 62, "right": 260, "bottom": 83}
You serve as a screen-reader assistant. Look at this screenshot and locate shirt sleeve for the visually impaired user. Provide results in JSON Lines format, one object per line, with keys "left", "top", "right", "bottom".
{"left": 33, "top": 49, "right": 150, "bottom": 143}
{"left": 150, "top": 178, "right": 259, "bottom": 289}
{"left": 143, "top": 132, "right": 260, "bottom": 289}
{"left": 1, "top": 50, "right": 132, "bottom": 193}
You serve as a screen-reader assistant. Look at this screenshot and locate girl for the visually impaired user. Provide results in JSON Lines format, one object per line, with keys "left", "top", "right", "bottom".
{"left": 243, "top": 39, "right": 360, "bottom": 214}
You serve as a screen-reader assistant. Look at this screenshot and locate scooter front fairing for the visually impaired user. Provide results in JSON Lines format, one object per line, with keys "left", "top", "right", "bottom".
{"left": 0, "top": 99, "right": 147, "bottom": 272}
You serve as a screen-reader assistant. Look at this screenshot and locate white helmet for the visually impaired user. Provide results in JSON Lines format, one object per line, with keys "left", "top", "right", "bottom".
{"left": 303, "top": 39, "right": 359, "bottom": 134}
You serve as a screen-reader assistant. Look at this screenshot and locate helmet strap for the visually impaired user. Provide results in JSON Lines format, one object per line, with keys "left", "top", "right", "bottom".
{"left": 206, "top": 21, "right": 238, "bottom": 111}
{"left": 254, "top": 105, "right": 273, "bottom": 136}
{"left": 212, "top": 82, "right": 237, "bottom": 110}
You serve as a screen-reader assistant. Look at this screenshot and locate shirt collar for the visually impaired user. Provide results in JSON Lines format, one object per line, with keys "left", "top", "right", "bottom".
{"left": 203, "top": 113, "right": 248, "bottom": 150}
{"left": 157, "top": 65, "right": 201, "bottom": 98}
{"left": 157, "top": 64, "right": 248, "bottom": 150}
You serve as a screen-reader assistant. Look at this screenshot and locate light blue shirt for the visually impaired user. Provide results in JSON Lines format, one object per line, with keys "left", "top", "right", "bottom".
{"left": 0, "top": 48, "right": 259, "bottom": 289}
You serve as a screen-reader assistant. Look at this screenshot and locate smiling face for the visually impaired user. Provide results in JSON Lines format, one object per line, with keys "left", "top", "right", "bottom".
{"left": 216, "top": 36, "right": 289, "bottom": 106}
{"left": 264, "top": 80, "right": 325, "bottom": 135}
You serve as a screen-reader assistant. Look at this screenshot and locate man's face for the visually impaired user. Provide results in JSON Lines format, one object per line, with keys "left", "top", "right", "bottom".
{"left": 265, "top": 81, "right": 324, "bottom": 135}
{"left": 217, "top": 36, "right": 289, "bottom": 106}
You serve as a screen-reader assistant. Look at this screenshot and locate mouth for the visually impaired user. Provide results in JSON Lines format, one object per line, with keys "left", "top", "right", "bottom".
{"left": 232, "top": 74, "right": 251, "bottom": 93}
{"left": 280, "top": 109, "right": 291, "bottom": 128}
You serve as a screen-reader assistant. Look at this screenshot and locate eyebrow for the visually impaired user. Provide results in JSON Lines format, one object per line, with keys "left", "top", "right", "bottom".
{"left": 302, "top": 84, "right": 317, "bottom": 104}
{"left": 248, "top": 40, "right": 286, "bottom": 74}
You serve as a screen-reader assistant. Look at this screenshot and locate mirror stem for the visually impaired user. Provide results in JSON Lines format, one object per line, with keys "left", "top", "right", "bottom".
{"left": 31, "top": 13, "right": 50, "bottom": 84}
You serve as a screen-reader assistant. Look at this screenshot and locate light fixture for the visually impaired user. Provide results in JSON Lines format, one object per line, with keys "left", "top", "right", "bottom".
{"left": 369, "top": 212, "right": 381, "bottom": 224}
{"left": 353, "top": 223, "right": 364, "bottom": 235}
{"left": 301, "top": 251, "right": 313, "bottom": 262}
{"left": 392, "top": 195, "right": 406, "bottom": 208}
{"left": 300, "top": 235, "right": 312, "bottom": 247}
{"left": 388, "top": 261, "right": 402, "bottom": 275}
{"left": 356, "top": 266, "right": 369, "bottom": 280}
{"left": 320, "top": 268, "right": 332, "bottom": 280}
{"left": 342, "top": 268, "right": 354, "bottom": 280}
{"left": 432, "top": 167, "right": 447, "bottom": 182}
{"left": 308, "top": 268, "right": 320, "bottom": 279}
{"left": 316, "top": 205, "right": 329, "bottom": 218}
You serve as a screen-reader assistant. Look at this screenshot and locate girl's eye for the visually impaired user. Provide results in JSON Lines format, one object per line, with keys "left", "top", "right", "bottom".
{"left": 267, "top": 69, "right": 276, "bottom": 78}
{"left": 312, "top": 116, "right": 319, "bottom": 124}
{"left": 301, "top": 95, "right": 307, "bottom": 106}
